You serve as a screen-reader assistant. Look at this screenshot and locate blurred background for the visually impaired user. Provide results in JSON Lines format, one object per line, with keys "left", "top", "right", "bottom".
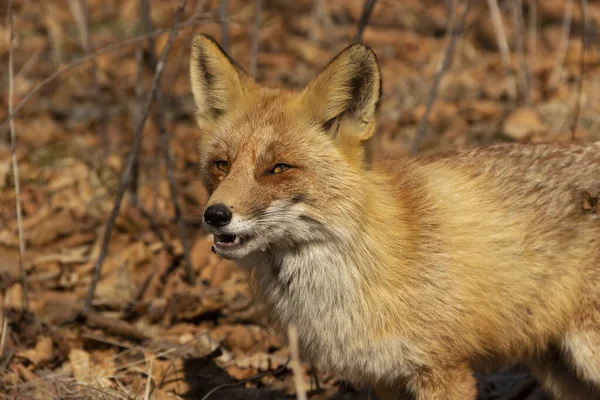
{"left": 0, "top": 0, "right": 599, "bottom": 398}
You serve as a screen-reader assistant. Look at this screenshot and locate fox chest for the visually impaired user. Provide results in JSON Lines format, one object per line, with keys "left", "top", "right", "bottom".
{"left": 250, "top": 249, "right": 365, "bottom": 367}
{"left": 246, "top": 248, "right": 425, "bottom": 383}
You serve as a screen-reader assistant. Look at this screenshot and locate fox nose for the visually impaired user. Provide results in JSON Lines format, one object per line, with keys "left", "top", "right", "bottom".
{"left": 204, "top": 204, "right": 232, "bottom": 228}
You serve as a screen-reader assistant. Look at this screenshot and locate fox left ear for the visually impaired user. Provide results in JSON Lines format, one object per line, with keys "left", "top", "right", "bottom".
{"left": 190, "top": 34, "right": 254, "bottom": 127}
{"left": 300, "top": 44, "right": 382, "bottom": 142}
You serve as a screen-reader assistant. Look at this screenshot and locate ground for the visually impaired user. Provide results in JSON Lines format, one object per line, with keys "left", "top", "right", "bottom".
{"left": 0, "top": 0, "right": 599, "bottom": 399}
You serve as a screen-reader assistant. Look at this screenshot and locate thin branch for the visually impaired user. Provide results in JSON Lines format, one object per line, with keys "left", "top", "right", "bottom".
{"left": 0, "top": 18, "right": 207, "bottom": 136}
{"left": 157, "top": 93, "right": 196, "bottom": 285}
{"left": 7, "top": 0, "right": 30, "bottom": 312}
{"left": 84, "top": 0, "right": 188, "bottom": 311}
{"left": 68, "top": 0, "right": 108, "bottom": 154}
{"left": 144, "top": 356, "right": 154, "bottom": 400}
{"left": 249, "top": 0, "right": 262, "bottom": 78}
{"left": 548, "top": 0, "right": 573, "bottom": 90}
{"left": 513, "top": 0, "right": 530, "bottom": 103}
{"left": 0, "top": 313, "right": 9, "bottom": 357}
{"left": 67, "top": 0, "right": 96, "bottom": 78}
{"left": 571, "top": 0, "right": 589, "bottom": 140}
{"left": 353, "top": 0, "right": 377, "bottom": 43}
{"left": 220, "top": 0, "right": 230, "bottom": 53}
{"left": 410, "top": 0, "right": 472, "bottom": 156}
{"left": 486, "top": 0, "right": 517, "bottom": 101}
{"left": 528, "top": 0, "right": 537, "bottom": 71}
{"left": 139, "top": 0, "right": 196, "bottom": 284}
{"left": 130, "top": 0, "right": 154, "bottom": 205}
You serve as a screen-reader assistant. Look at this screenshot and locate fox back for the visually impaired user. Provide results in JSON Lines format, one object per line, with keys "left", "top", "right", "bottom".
{"left": 190, "top": 34, "right": 600, "bottom": 399}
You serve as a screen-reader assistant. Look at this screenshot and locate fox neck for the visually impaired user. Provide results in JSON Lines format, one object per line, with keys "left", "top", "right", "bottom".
{"left": 245, "top": 168, "right": 419, "bottom": 365}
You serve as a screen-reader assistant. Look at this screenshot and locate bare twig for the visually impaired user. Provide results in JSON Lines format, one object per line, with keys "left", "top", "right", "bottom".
{"left": 0, "top": 313, "right": 9, "bottom": 357}
{"left": 410, "top": 0, "right": 472, "bottom": 156}
{"left": 144, "top": 356, "right": 154, "bottom": 400}
{"left": 249, "top": 0, "right": 262, "bottom": 78}
{"left": 528, "top": 0, "right": 537, "bottom": 70}
{"left": 7, "top": 0, "right": 30, "bottom": 312}
{"left": 353, "top": 0, "right": 377, "bottom": 43}
{"left": 84, "top": 0, "right": 188, "bottom": 311}
{"left": 138, "top": 0, "right": 196, "bottom": 284}
{"left": 157, "top": 95, "right": 196, "bottom": 285}
{"left": 67, "top": 0, "right": 96, "bottom": 81}
{"left": 68, "top": 0, "right": 108, "bottom": 154}
{"left": 0, "top": 18, "right": 208, "bottom": 136}
{"left": 288, "top": 325, "right": 307, "bottom": 400}
{"left": 571, "top": 0, "right": 589, "bottom": 139}
{"left": 83, "top": 311, "right": 149, "bottom": 342}
{"left": 486, "top": 0, "right": 517, "bottom": 101}
{"left": 513, "top": 0, "right": 531, "bottom": 103}
{"left": 130, "top": 0, "right": 154, "bottom": 205}
{"left": 220, "top": 0, "right": 230, "bottom": 53}
{"left": 548, "top": 0, "right": 573, "bottom": 90}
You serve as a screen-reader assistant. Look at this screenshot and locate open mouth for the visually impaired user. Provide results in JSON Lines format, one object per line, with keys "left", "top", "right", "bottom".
{"left": 213, "top": 233, "right": 246, "bottom": 249}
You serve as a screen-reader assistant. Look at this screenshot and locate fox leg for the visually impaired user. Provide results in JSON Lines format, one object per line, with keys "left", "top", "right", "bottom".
{"left": 528, "top": 300, "right": 600, "bottom": 399}
{"left": 406, "top": 364, "right": 477, "bottom": 400}
{"left": 527, "top": 351, "right": 599, "bottom": 400}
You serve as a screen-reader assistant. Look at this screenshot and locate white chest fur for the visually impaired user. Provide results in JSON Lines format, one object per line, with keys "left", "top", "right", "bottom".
{"left": 244, "top": 242, "right": 422, "bottom": 384}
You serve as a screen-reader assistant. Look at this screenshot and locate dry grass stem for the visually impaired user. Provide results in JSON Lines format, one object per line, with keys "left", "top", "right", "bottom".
{"left": 249, "top": 0, "right": 263, "bottom": 78}
{"left": 410, "top": 0, "right": 472, "bottom": 155}
{"left": 571, "top": 0, "right": 589, "bottom": 139}
{"left": 288, "top": 325, "right": 307, "bottom": 400}
{"left": 486, "top": 0, "right": 518, "bottom": 100}
{"left": 7, "top": 0, "right": 30, "bottom": 312}
{"left": 549, "top": 0, "right": 573, "bottom": 89}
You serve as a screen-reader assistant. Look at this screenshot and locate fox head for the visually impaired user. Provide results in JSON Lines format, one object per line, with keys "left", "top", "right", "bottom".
{"left": 190, "top": 34, "right": 381, "bottom": 260}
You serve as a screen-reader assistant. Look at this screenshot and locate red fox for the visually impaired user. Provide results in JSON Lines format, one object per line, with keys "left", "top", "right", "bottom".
{"left": 190, "top": 34, "right": 600, "bottom": 399}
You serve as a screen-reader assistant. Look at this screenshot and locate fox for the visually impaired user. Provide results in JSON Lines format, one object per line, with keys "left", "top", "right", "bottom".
{"left": 189, "top": 33, "right": 600, "bottom": 400}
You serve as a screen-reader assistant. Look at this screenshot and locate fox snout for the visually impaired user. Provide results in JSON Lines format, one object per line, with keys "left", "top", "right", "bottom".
{"left": 203, "top": 203, "right": 232, "bottom": 228}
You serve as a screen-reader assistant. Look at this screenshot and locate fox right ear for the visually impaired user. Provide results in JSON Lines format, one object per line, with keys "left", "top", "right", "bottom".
{"left": 300, "top": 44, "right": 382, "bottom": 143}
{"left": 190, "top": 34, "right": 254, "bottom": 127}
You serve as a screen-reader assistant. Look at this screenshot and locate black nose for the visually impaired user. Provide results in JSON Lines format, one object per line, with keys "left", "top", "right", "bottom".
{"left": 204, "top": 204, "right": 232, "bottom": 228}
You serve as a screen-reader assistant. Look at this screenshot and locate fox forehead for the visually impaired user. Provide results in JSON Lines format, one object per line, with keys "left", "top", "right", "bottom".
{"left": 199, "top": 87, "right": 325, "bottom": 167}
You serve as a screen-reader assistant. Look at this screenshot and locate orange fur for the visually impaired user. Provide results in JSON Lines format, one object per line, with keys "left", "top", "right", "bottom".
{"left": 190, "top": 34, "right": 600, "bottom": 399}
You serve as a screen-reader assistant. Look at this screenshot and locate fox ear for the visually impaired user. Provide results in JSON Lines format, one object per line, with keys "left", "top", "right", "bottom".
{"left": 190, "top": 34, "right": 254, "bottom": 126}
{"left": 301, "top": 44, "right": 381, "bottom": 141}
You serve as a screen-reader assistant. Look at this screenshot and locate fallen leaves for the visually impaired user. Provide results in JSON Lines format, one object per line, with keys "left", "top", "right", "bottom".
{"left": 1, "top": 0, "right": 600, "bottom": 399}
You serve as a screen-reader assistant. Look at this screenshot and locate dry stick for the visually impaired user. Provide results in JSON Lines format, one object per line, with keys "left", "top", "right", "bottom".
{"left": 144, "top": 356, "right": 154, "bottom": 400}
{"left": 0, "top": 313, "right": 8, "bottom": 357}
{"left": 0, "top": 18, "right": 205, "bottom": 136}
{"left": 548, "top": 0, "right": 573, "bottom": 90}
{"left": 528, "top": 0, "right": 537, "bottom": 72}
{"left": 84, "top": 0, "right": 188, "bottom": 311}
{"left": 141, "top": 0, "right": 196, "bottom": 284}
{"left": 410, "top": 0, "right": 471, "bottom": 156}
{"left": 156, "top": 91, "right": 196, "bottom": 285}
{"left": 486, "top": 0, "right": 517, "bottom": 101}
{"left": 288, "top": 325, "right": 307, "bottom": 400}
{"left": 68, "top": 0, "right": 108, "bottom": 154}
{"left": 130, "top": 0, "right": 154, "bottom": 205}
{"left": 353, "top": 0, "right": 377, "bottom": 43}
{"left": 220, "top": 0, "right": 230, "bottom": 53}
{"left": 571, "top": 0, "right": 589, "bottom": 140}
{"left": 7, "top": 0, "right": 30, "bottom": 312}
{"left": 513, "top": 0, "right": 531, "bottom": 104}
{"left": 249, "top": 0, "right": 262, "bottom": 78}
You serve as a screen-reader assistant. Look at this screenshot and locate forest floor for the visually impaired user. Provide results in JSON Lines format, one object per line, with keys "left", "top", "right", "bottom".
{"left": 1, "top": 0, "right": 599, "bottom": 398}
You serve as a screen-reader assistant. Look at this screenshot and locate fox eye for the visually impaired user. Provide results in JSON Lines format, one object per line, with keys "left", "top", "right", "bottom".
{"left": 215, "top": 160, "right": 229, "bottom": 173}
{"left": 269, "top": 163, "right": 291, "bottom": 175}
